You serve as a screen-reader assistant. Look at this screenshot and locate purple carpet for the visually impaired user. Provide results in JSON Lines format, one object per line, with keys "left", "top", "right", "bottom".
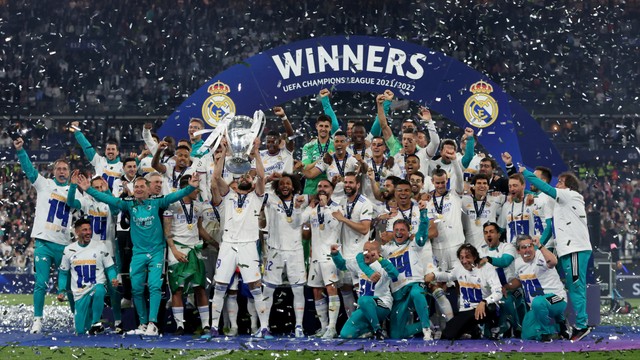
{"left": 1, "top": 326, "right": 638, "bottom": 353}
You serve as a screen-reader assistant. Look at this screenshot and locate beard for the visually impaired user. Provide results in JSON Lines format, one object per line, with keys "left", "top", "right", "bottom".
{"left": 238, "top": 182, "right": 252, "bottom": 191}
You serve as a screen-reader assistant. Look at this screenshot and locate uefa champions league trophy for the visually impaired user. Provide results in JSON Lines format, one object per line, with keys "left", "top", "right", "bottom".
{"left": 224, "top": 110, "right": 265, "bottom": 174}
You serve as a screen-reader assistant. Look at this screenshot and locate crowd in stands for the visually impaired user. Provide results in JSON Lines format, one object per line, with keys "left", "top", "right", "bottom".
{"left": 1, "top": 0, "right": 639, "bottom": 115}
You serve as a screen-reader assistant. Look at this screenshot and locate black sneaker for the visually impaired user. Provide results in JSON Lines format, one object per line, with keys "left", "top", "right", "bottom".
{"left": 558, "top": 321, "right": 571, "bottom": 340}
{"left": 174, "top": 327, "right": 185, "bottom": 335}
{"left": 374, "top": 329, "right": 385, "bottom": 340}
{"left": 89, "top": 324, "right": 105, "bottom": 335}
{"left": 114, "top": 323, "right": 124, "bottom": 335}
{"left": 570, "top": 327, "right": 592, "bottom": 341}
{"left": 540, "top": 334, "right": 553, "bottom": 342}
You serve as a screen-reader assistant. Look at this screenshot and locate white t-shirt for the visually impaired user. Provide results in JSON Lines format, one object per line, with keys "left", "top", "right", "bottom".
{"left": 263, "top": 193, "right": 306, "bottom": 251}
{"left": 75, "top": 191, "right": 117, "bottom": 254}
{"left": 259, "top": 148, "right": 294, "bottom": 177}
{"left": 462, "top": 194, "right": 504, "bottom": 249}
{"left": 498, "top": 199, "right": 536, "bottom": 244}
{"left": 552, "top": 188, "right": 593, "bottom": 257}
{"left": 91, "top": 155, "right": 123, "bottom": 191}
{"left": 301, "top": 200, "right": 343, "bottom": 262}
{"left": 59, "top": 240, "right": 115, "bottom": 301}
{"left": 163, "top": 200, "right": 205, "bottom": 247}
{"left": 220, "top": 190, "right": 264, "bottom": 244}
{"left": 161, "top": 164, "right": 196, "bottom": 195}
{"left": 345, "top": 258, "right": 392, "bottom": 308}
{"left": 479, "top": 242, "right": 517, "bottom": 284}
{"left": 382, "top": 238, "right": 433, "bottom": 293}
{"left": 435, "top": 263, "right": 503, "bottom": 311}
{"left": 393, "top": 148, "right": 430, "bottom": 179}
{"left": 340, "top": 194, "right": 373, "bottom": 259}
{"left": 31, "top": 177, "right": 74, "bottom": 245}
{"left": 314, "top": 154, "right": 359, "bottom": 203}
{"left": 426, "top": 191, "right": 465, "bottom": 250}
{"left": 515, "top": 250, "right": 567, "bottom": 305}
{"left": 362, "top": 157, "right": 402, "bottom": 201}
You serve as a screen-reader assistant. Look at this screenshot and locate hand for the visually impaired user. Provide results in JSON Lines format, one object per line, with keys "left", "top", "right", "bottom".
{"left": 518, "top": 166, "right": 526, "bottom": 174}
{"left": 330, "top": 244, "right": 340, "bottom": 254}
{"left": 172, "top": 248, "right": 188, "bottom": 263}
{"left": 331, "top": 175, "right": 343, "bottom": 185}
{"left": 383, "top": 89, "right": 394, "bottom": 101}
{"left": 532, "top": 235, "right": 542, "bottom": 249}
{"left": 501, "top": 152, "right": 513, "bottom": 166}
{"left": 332, "top": 210, "right": 346, "bottom": 222}
{"left": 475, "top": 301, "right": 487, "bottom": 320}
{"left": 369, "top": 272, "right": 381, "bottom": 283}
{"left": 478, "top": 257, "right": 489, "bottom": 267}
{"left": 376, "top": 94, "right": 385, "bottom": 105}
{"left": 525, "top": 193, "right": 534, "bottom": 206}
{"left": 77, "top": 174, "right": 91, "bottom": 191}
{"left": 139, "top": 149, "right": 151, "bottom": 158}
{"left": 318, "top": 194, "right": 328, "bottom": 207}
{"left": 158, "top": 140, "right": 169, "bottom": 150}
{"left": 384, "top": 156, "right": 395, "bottom": 169}
{"left": 417, "top": 107, "right": 432, "bottom": 122}
{"left": 294, "top": 195, "right": 305, "bottom": 208}
{"left": 57, "top": 292, "right": 66, "bottom": 302}
{"left": 322, "top": 152, "right": 333, "bottom": 166}
{"left": 129, "top": 152, "right": 138, "bottom": 158}
{"left": 188, "top": 173, "right": 201, "bottom": 187}
{"left": 319, "top": 88, "right": 330, "bottom": 98}
{"left": 463, "top": 127, "right": 474, "bottom": 140}
{"left": 252, "top": 137, "right": 261, "bottom": 155}
{"left": 12, "top": 137, "right": 24, "bottom": 150}
{"left": 424, "top": 272, "right": 435, "bottom": 283}
{"left": 111, "top": 278, "right": 120, "bottom": 287}
{"left": 354, "top": 153, "right": 363, "bottom": 164}
{"left": 420, "top": 192, "right": 432, "bottom": 202}
{"left": 69, "top": 121, "right": 80, "bottom": 133}
{"left": 273, "top": 106, "right": 286, "bottom": 117}
{"left": 144, "top": 122, "right": 153, "bottom": 130}
{"left": 70, "top": 170, "right": 80, "bottom": 185}
{"left": 366, "top": 168, "right": 375, "bottom": 181}
{"left": 418, "top": 199, "right": 428, "bottom": 210}
{"left": 293, "top": 160, "right": 304, "bottom": 171}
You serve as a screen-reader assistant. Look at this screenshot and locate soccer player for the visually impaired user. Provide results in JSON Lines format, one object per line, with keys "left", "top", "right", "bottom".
{"left": 70, "top": 121, "right": 122, "bottom": 191}
{"left": 164, "top": 175, "right": 214, "bottom": 335}
{"left": 57, "top": 219, "right": 119, "bottom": 335}
{"left": 462, "top": 174, "right": 504, "bottom": 249}
{"left": 498, "top": 173, "right": 536, "bottom": 244}
{"left": 13, "top": 137, "right": 75, "bottom": 334}
{"left": 261, "top": 173, "right": 307, "bottom": 338}
{"left": 152, "top": 141, "right": 195, "bottom": 195}
{"left": 509, "top": 234, "right": 569, "bottom": 341}
{"left": 300, "top": 179, "right": 344, "bottom": 339}
{"left": 425, "top": 243, "right": 503, "bottom": 340}
{"left": 521, "top": 167, "right": 593, "bottom": 341}
{"left": 331, "top": 241, "right": 398, "bottom": 340}
{"left": 75, "top": 171, "right": 201, "bottom": 336}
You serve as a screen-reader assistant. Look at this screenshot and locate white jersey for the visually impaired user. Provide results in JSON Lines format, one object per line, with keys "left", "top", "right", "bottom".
{"left": 161, "top": 164, "right": 196, "bottom": 195}
{"left": 138, "top": 156, "right": 155, "bottom": 175}
{"left": 385, "top": 202, "right": 435, "bottom": 271}
{"left": 91, "top": 155, "right": 123, "bottom": 191}
{"left": 362, "top": 157, "right": 402, "bottom": 201}
{"left": 345, "top": 258, "right": 393, "bottom": 309}
{"left": 428, "top": 157, "right": 463, "bottom": 190}
{"left": 552, "top": 188, "right": 592, "bottom": 257}
{"left": 461, "top": 153, "right": 484, "bottom": 183}
{"left": 515, "top": 250, "right": 567, "bottom": 305}
{"left": 314, "top": 154, "right": 359, "bottom": 203}
{"left": 163, "top": 200, "right": 205, "bottom": 247}
{"left": 220, "top": 190, "right": 264, "bottom": 244}
{"left": 426, "top": 191, "right": 465, "bottom": 250}
{"left": 59, "top": 240, "right": 115, "bottom": 301}
{"left": 462, "top": 194, "right": 504, "bottom": 249}
{"left": 533, "top": 192, "right": 557, "bottom": 248}
{"left": 259, "top": 148, "right": 294, "bottom": 177}
{"left": 479, "top": 242, "right": 517, "bottom": 285}
{"left": 75, "top": 190, "right": 117, "bottom": 255}
{"left": 498, "top": 199, "right": 536, "bottom": 244}
{"left": 340, "top": 194, "right": 373, "bottom": 259}
{"left": 263, "top": 193, "right": 305, "bottom": 251}
{"left": 382, "top": 238, "right": 432, "bottom": 293}
{"left": 31, "top": 177, "right": 74, "bottom": 245}
{"left": 435, "top": 263, "right": 503, "bottom": 311}
{"left": 111, "top": 175, "right": 138, "bottom": 232}
{"left": 301, "top": 200, "right": 343, "bottom": 262}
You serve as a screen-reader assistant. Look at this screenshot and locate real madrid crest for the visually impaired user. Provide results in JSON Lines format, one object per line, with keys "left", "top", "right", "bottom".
{"left": 202, "top": 80, "right": 236, "bottom": 128}
{"left": 463, "top": 80, "right": 499, "bottom": 128}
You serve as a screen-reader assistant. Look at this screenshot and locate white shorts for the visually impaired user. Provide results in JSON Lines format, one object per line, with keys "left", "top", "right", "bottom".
{"left": 433, "top": 244, "right": 462, "bottom": 272}
{"left": 340, "top": 260, "right": 359, "bottom": 287}
{"left": 262, "top": 248, "right": 306, "bottom": 287}
{"left": 214, "top": 241, "right": 262, "bottom": 284}
{"left": 307, "top": 260, "right": 340, "bottom": 288}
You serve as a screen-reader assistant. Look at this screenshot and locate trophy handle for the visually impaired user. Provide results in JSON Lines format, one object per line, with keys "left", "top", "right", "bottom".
{"left": 245, "top": 110, "right": 266, "bottom": 156}
{"left": 203, "top": 112, "right": 234, "bottom": 155}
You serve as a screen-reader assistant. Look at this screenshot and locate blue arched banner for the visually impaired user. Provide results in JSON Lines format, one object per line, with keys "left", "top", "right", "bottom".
{"left": 159, "top": 35, "right": 566, "bottom": 174}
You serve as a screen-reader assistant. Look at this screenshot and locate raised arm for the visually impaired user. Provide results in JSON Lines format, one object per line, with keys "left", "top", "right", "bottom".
{"left": 273, "top": 107, "right": 295, "bottom": 152}
{"left": 370, "top": 95, "right": 393, "bottom": 137}
{"left": 85, "top": 180, "right": 127, "bottom": 211}
{"left": 330, "top": 245, "right": 348, "bottom": 271}
{"left": 319, "top": 88, "right": 341, "bottom": 134}
{"left": 213, "top": 143, "right": 230, "bottom": 196}
{"left": 13, "top": 138, "right": 38, "bottom": 183}
{"left": 451, "top": 153, "right": 464, "bottom": 195}
{"left": 158, "top": 175, "right": 199, "bottom": 208}
{"left": 376, "top": 94, "right": 393, "bottom": 141}
{"left": 252, "top": 138, "right": 266, "bottom": 197}
{"left": 66, "top": 171, "right": 83, "bottom": 210}
{"left": 151, "top": 141, "right": 168, "bottom": 174}
{"left": 521, "top": 168, "right": 557, "bottom": 199}
{"left": 460, "top": 128, "right": 475, "bottom": 168}
{"left": 70, "top": 122, "right": 98, "bottom": 162}
{"left": 142, "top": 122, "right": 159, "bottom": 155}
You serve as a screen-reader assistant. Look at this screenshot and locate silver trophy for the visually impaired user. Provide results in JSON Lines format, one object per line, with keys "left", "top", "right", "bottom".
{"left": 224, "top": 111, "right": 265, "bottom": 174}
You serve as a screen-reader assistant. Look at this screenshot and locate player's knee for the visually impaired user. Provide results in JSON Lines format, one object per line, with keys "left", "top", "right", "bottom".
{"left": 94, "top": 284, "right": 106, "bottom": 297}
{"left": 530, "top": 297, "right": 546, "bottom": 312}
{"left": 357, "top": 296, "right": 375, "bottom": 308}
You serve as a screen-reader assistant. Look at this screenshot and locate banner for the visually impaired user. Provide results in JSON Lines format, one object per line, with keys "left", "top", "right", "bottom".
{"left": 158, "top": 36, "right": 566, "bottom": 174}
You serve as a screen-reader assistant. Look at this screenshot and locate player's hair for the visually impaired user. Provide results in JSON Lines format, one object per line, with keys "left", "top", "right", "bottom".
{"left": 90, "top": 176, "right": 104, "bottom": 186}
{"left": 392, "top": 218, "right": 411, "bottom": 231}
{"left": 480, "top": 157, "right": 497, "bottom": 169}
{"left": 371, "top": 136, "right": 386, "bottom": 146}
{"left": 456, "top": 243, "right": 480, "bottom": 264}
{"left": 334, "top": 130, "right": 347, "bottom": 138}
{"left": 317, "top": 178, "right": 335, "bottom": 190}
{"left": 266, "top": 130, "right": 280, "bottom": 138}
{"left": 411, "top": 171, "right": 425, "bottom": 183}
{"left": 431, "top": 166, "right": 447, "bottom": 178}
{"left": 189, "top": 118, "right": 205, "bottom": 128}
{"left": 559, "top": 172, "right": 581, "bottom": 192}
{"left": 405, "top": 154, "right": 420, "bottom": 163}
{"left": 440, "top": 139, "right": 458, "bottom": 151}
{"left": 273, "top": 173, "right": 302, "bottom": 196}
{"left": 508, "top": 173, "right": 525, "bottom": 185}
{"left": 364, "top": 239, "right": 382, "bottom": 251}
{"left": 105, "top": 138, "right": 119, "bottom": 148}
{"left": 52, "top": 158, "right": 69, "bottom": 168}
{"left": 344, "top": 171, "right": 360, "bottom": 184}
{"left": 316, "top": 114, "right": 332, "bottom": 124}
{"left": 515, "top": 234, "right": 533, "bottom": 249}
{"left": 402, "top": 128, "right": 416, "bottom": 136}
{"left": 144, "top": 171, "right": 163, "bottom": 181}
{"left": 176, "top": 144, "right": 191, "bottom": 153}
{"left": 352, "top": 121, "right": 366, "bottom": 131}
{"left": 151, "top": 133, "right": 160, "bottom": 142}
{"left": 396, "top": 179, "right": 411, "bottom": 188}
{"left": 386, "top": 176, "right": 402, "bottom": 186}
{"left": 535, "top": 166, "right": 553, "bottom": 183}
{"left": 471, "top": 173, "right": 490, "bottom": 184}
{"left": 122, "top": 157, "right": 137, "bottom": 167}
{"left": 482, "top": 221, "right": 501, "bottom": 233}
{"left": 74, "top": 218, "right": 91, "bottom": 229}
{"left": 134, "top": 177, "right": 150, "bottom": 186}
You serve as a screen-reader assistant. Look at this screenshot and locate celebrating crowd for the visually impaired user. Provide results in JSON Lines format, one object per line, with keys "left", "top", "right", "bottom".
{"left": 7, "top": 88, "right": 600, "bottom": 343}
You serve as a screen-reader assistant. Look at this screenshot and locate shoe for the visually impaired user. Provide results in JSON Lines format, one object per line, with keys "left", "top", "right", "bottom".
{"left": 89, "top": 323, "right": 105, "bottom": 335}
{"left": 314, "top": 327, "right": 326, "bottom": 337}
{"left": 30, "top": 318, "right": 42, "bottom": 334}
{"left": 422, "top": 328, "right": 433, "bottom": 341}
{"left": 570, "top": 327, "right": 592, "bottom": 341}
{"left": 127, "top": 324, "right": 147, "bottom": 335}
{"left": 559, "top": 321, "right": 571, "bottom": 340}
{"left": 251, "top": 326, "right": 259, "bottom": 335}
{"left": 120, "top": 298, "right": 132, "bottom": 309}
{"left": 322, "top": 327, "right": 337, "bottom": 339}
{"left": 489, "top": 327, "right": 501, "bottom": 340}
{"left": 434, "top": 330, "right": 442, "bottom": 340}
{"left": 540, "top": 334, "right": 553, "bottom": 342}
{"left": 114, "top": 322, "right": 124, "bottom": 335}
{"left": 226, "top": 327, "right": 238, "bottom": 336}
{"left": 144, "top": 322, "right": 159, "bottom": 336}
{"left": 201, "top": 327, "right": 218, "bottom": 339}
{"left": 174, "top": 327, "right": 185, "bottom": 336}
{"left": 294, "top": 326, "right": 304, "bottom": 338}
{"left": 374, "top": 329, "right": 385, "bottom": 340}
{"left": 358, "top": 332, "right": 373, "bottom": 338}
{"left": 253, "top": 327, "right": 274, "bottom": 340}
{"left": 460, "top": 333, "right": 473, "bottom": 339}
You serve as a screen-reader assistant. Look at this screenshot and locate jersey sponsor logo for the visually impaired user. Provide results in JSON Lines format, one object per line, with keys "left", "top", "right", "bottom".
{"left": 464, "top": 80, "right": 499, "bottom": 128}
{"left": 201, "top": 80, "right": 236, "bottom": 127}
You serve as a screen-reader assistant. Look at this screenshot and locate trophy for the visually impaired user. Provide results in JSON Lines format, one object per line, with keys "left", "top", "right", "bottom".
{"left": 224, "top": 110, "right": 265, "bottom": 174}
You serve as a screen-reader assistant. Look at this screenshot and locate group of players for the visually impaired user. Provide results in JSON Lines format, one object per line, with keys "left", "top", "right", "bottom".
{"left": 15, "top": 88, "right": 593, "bottom": 342}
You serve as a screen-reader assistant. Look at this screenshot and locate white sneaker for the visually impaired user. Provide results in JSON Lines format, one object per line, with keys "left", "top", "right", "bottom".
{"left": 226, "top": 327, "right": 238, "bottom": 336}
{"left": 127, "top": 324, "right": 147, "bottom": 335}
{"left": 295, "top": 326, "right": 305, "bottom": 338}
{"left": 314, "top": 327, "right": 326, "bottom": 337}
{"left": 144, "top": 322, "right": 159, "bottom": 336}
{"left": 30, "top": 318, "right": 42, "bottom": 334}
{"left": 322, "top": 327, "right": 337, "bottom": 339}
{"left": 120, "top": 298, "right": 133, "bottom": 309}
{"left": 423, "top": 328, "right": 433, "bottom": 341}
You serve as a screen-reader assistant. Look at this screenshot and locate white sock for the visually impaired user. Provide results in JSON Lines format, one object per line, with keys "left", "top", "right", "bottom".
{"left": 328, "top": 295, "right": 340, "bottom": 329}
{"left": 291, "top": 286, "right": 305, "bottom": 327}
{"left": 314, "top": 298, "right": 329, "bottom": 329}
{"left": 172, "top": 307, "right": 184, "bottom": 328}
{"left": 226, "top": 295, "right": 238, "bottom": 329}
{"left": 247, "top": 298, "right": 259, "bottom": 330}
{"left": 198, "top": 306, "right": 210, "bottom": 329}
{"left": 250, "top": 288, "right": 270, "bottom": 329}
{"left": 210, "top": 284, "right": 227, "bottom": 329}
{"left": 262, "top": 286, "right": 276, "bottom": 316}
{"left": 432, "top": 288, "right": 454, "bottom": 321}
{"left": 341, "top": 290, "right": 356, "bottom": 318}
